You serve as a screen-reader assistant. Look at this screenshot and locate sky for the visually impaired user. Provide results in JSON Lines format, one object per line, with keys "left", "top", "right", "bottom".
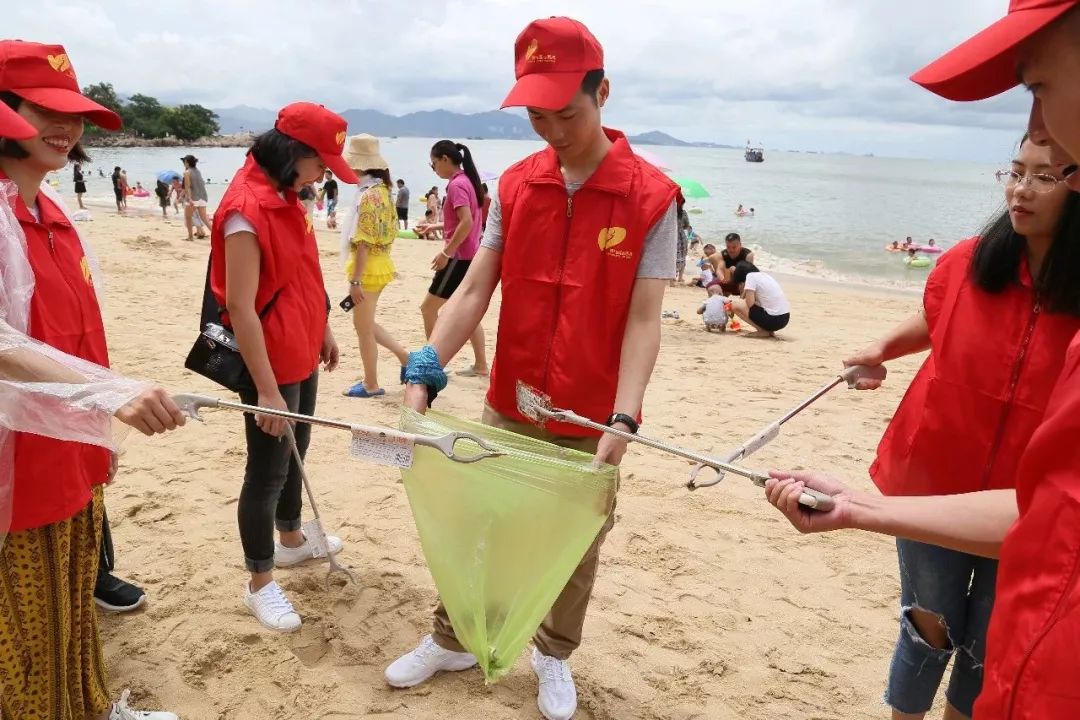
{"left": 9, "top": 0, "right": 1033, "bottom": 162}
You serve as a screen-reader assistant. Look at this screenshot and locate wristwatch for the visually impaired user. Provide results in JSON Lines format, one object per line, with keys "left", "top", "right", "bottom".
{"left": 349, "top": 280, "right": 361, "bottom": 287}
{"left": 605, "top": 412, "right": 639, "bottom": 435}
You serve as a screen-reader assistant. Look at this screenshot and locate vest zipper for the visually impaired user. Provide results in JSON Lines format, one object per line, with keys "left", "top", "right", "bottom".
{"left": 541, "top": 194, "right": 574, "bottom": 392}
{"left": 1004, "top": 544, "right": 1080, "bottom": 719}
{"left": 47, "top": 228, "right": 54, "bottom": 251}
{"left": 981, "top": 296, "right": 1041, "bottom": 488}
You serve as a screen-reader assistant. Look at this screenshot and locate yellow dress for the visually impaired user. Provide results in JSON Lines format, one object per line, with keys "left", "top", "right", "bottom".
{"left": 345, "top": 183, "right": 397, "bottom": 294}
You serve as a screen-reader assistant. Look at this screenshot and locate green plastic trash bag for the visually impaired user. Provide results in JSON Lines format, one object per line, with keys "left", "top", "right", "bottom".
{"left": 399, "top": 408, "right": 618, "bottom": 683}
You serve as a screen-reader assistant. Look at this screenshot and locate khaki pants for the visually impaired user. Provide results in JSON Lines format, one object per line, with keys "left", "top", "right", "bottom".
{"left": 432, "top": 404, "right": 617, "bottom": 660}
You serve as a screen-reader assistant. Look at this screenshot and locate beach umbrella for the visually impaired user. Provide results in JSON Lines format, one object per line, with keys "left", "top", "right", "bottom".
{"left": 157, "top": 169, "right": 181, "bottom": 183}
{"left": 671, "top": 176, "right": 710, "bottom": 199}
{"left": 633, "top": 148, "right": 671, "bottom": 171}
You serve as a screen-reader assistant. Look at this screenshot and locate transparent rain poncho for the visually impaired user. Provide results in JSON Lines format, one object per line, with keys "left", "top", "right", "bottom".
{"left": 0, "top": 180, "right": 148, "bottom": 547}
{"left": 400, "top": 409, "right": 618, "bottom": 682}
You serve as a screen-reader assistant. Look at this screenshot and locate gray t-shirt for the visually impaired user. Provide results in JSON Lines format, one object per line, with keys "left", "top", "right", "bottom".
{"left": 481, "top": 181, "right": 677, "bottom": 279}
{"left": 186, "top": 167, "right": 208, "bottom": 202}
{"left": 396, "top": 185, "right": 410, "bottom": 208}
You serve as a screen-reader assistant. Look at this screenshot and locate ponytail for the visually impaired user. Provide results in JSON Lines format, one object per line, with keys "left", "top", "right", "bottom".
{"left": 431, "top": 139, "right": 484, "bottom": 207}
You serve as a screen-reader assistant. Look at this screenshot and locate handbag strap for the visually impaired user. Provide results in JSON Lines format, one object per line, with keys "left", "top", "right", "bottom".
{"left": 199, "top": 254, "right": 283, "bottom": 330}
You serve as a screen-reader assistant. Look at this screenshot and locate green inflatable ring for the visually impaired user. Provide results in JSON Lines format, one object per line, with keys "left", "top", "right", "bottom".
{"left": 397, "top": 229, "right": 419, "bottom": 239}
{"left": 908, "top": 257, "right": 931, "bottom": 268}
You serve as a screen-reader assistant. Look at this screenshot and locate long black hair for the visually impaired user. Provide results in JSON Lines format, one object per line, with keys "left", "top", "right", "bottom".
{"left": 970, "top": 136, "right": 1080, "bottom": 316}
{"left": 249, "top": 128, "right": 318, "bottom": 190}
{"left": 431, "top": 140, "right": 483, "bottom": 205}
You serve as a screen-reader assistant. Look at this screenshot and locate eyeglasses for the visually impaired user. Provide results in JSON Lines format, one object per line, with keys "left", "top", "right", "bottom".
{"left": 995, "top": 169, "right": 1061, "bottom": 193}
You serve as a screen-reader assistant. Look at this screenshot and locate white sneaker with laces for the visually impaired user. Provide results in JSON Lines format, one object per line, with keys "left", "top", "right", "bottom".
{"left": 274, "top": 533, "right": 344, "bottom": 567}
{"left": 384, "top": 634, "right": 477, "bottom": 688}
{"left": 243, "top": 580, "right": 301, "bottom": 632}
{"left": 532, "top": 648, "right": 577, "bottom": 720}
{"left": 109, "top": 689, "right": 179, "bottom": 720}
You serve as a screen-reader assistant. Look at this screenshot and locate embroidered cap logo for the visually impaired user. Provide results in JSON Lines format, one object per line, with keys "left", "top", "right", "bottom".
{"left": 47, "top": 53, "right": 74, "bottom": 77}
{"left": 525, "top": 38, "right": 556, "bottom": 64}
{"left": 335, "top": 130, "right": 346, "bottom": 147}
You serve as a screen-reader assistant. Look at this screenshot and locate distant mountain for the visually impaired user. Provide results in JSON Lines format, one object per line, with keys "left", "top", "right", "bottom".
{"left": 627, "top": 130, "right": 692, "bottom": 147}
{"left": 212, "top": 105, "right": 731, "bottom": 148}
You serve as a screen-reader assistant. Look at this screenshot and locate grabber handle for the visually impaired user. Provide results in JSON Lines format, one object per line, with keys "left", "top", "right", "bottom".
{"left": 841, "top": 364, "right": 887, "bottom": 388}
{"left": 799, "top": 488, "right": 835, "bottom": 512}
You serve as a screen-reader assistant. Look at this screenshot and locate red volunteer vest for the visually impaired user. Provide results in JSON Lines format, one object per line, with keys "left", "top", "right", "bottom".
{"left": 974, "top": 331, "right": 1080, "bottom": 720}
{"left": 210, "top": 155, "right": 327, "bottom": 386}
{"left": 871, "top": 238, "right": 1080, "bottom": 496}
{"left": 9, "top": 187, "right": 111, "bottom": 531}
{"left": 486, "top": 129, "right": 677, "bottom": 436}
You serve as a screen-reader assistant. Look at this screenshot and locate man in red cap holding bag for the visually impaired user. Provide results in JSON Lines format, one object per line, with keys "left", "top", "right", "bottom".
{"left": 765, "top": 3, "right": 1080, "bottom": 718}
{"left": 387, "top": 16, "right": 679, "bottom": 720}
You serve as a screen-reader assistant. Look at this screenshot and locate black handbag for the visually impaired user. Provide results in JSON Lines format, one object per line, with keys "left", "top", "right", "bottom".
{"left": 185, "top": 257, "right": 279, "bottom": 392}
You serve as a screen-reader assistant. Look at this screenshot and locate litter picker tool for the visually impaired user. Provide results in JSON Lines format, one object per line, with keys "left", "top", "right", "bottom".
{"left": 686, "top": 364, "right": 887, "bottom": 490}
{"left": 515, "top": 382, "right": 834, "bottom": 511}
{"left": 174, "top": 394, "right": 504, "bottom": 585}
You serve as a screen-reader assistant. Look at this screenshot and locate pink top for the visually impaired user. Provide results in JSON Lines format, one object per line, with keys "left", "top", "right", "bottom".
{"left": 443, "top": 170, "right": 482, "bottom": 261}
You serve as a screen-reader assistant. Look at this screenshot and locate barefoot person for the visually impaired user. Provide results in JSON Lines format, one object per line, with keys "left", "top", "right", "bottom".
{"left": 845, "top": 134, "right": 1080, "bottom": 720}
{"left": 387, "top": 18, "right": 678, "bottom": 720}
{"left": 416, "top": 139, "right": 489, "bottom": 377}
{"left": 727, "top": 262, "right": 790, "bottom": 337}
{"left": 340, "top": 134, "right": 409, "bottom": 398}
{"left": 767, "top": 3, "right": 1080, "bottom": 718}
{"left": 182, "top": 154, "right": 210, "bottom": 240}
{"left": 209, "top": 103, "right": 352, "bottom": 632}
{"left": 0, "top": 40, "right": 186, "bottom": 720}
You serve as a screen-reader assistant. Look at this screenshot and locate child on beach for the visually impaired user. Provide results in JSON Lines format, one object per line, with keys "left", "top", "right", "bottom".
{"left": 697, "top": 284, "right": 727, "bottom": 331}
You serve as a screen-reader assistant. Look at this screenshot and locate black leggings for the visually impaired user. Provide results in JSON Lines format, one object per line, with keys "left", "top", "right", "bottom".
{"left": 237, "top": 371, "right": 318, "bottom": 572}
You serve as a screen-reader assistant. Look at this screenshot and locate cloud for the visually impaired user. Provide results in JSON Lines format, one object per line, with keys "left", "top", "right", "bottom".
{"left": 7, "top": 0, "right": 1032, "bottom": 159}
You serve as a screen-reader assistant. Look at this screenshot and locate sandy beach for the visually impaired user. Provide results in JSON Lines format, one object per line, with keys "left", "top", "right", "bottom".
{"left": 82, "top": 195, "right": 934, "bottom": 719}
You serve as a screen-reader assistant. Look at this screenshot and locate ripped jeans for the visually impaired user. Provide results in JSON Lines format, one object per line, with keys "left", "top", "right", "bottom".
{"left": 885, "top": 538, "right": 998, "bottom": 716}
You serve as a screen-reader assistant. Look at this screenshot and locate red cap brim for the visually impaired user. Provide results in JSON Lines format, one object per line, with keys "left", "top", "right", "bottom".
{"left": 501, "top": 71, "right": 586, "bottom": 110}
{"left": 0, "top": 102, "right": 35, "bottom": 140}
{"left": 13, "top": 87, "right": 122, "bottom": 131}
{"left": 911, "top": 2, "right": 1078, "bottom": 101}
{"left": 322, "top": 153, "right": 359, "bottom": 185}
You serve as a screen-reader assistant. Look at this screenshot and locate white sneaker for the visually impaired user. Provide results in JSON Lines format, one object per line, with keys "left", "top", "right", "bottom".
{"left": 532, "top": 648, "right": 577, "bottom": 720}
{"left": 109, "top": 689, "right": 179, "bottom": 720}
{"left": 243, "top": 580, "right": 301, "bottom": 632}
{"left": 274, "top": 533, "right": 344, "bottom": 568}
{"left": 384, "top": 634, "right": 477, "bottom": 688}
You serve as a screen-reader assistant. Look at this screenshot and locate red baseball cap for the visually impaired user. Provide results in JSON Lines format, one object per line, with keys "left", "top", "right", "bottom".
{"left": 274, "top": 102, "right": 359, "bottom": 185}
{"left": 0, "top": 41, "right": 122, "bottom": 130}
{"left": 0, "top": 102, "right": 35, "bottom": 140}
{"left": 911, "top": 0, "right": 1080, "bottom": 101}
{"left": 501, "top": 17, "right": 604, "bottom": 110}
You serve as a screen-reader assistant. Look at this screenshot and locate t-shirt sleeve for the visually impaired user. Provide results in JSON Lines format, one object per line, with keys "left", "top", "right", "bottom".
{"left": 744, "top": 274, "right": 760, "bottom": 293}
{"left": 222, "top": 210, "right": 256, "bottom": 238}
{"left": 447, "top": 180, "right": 471, "bottom": 210}
{"left": 636, "top": 201, "right": 678, "bottom": 279}
{"left": 481, "top": 194, "right": 504, "bottom": 252}
{"left": 923, "top": 239, "right": 972, "bottom": 323}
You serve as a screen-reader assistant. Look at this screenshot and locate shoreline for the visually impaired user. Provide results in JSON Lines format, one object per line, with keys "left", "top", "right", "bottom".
{"left": 82, "top": 131, "right": 257, "bottom": 149}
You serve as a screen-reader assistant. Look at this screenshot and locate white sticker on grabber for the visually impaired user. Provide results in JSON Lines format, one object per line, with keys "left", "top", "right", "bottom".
{"left": 349, "top": 427, "right": 415, "bottom": 468}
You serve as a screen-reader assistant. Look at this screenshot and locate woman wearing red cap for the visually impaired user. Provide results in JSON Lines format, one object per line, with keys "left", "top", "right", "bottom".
{"left": 208, "top": 102, "right": 356, "bottom": 633}
{"left": 841, "top": 133, "right": 1080, "bottom": 720}
{"left": 0, "top": 40, "right": 185, "bottom": 720}
{"left": 767, "top": 4, "right": 1080, "bottom": 719}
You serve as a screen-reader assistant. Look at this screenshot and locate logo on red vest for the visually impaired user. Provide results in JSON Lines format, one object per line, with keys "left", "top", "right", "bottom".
{"left": 79, "top": 256, "right": 93, "bottom": 286}
{"left": 598, "top": 227, "right": 633, "bottom": 260}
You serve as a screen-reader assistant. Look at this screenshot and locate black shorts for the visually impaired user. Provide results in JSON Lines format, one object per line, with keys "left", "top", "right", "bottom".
{"left": 396, "top": 206, "right": 408, "bottom": 221}
{"left": 113, "top": 188, "right": 124, "bottom": 203}
{"left": 748, "top": 305, "right": 790, "bottom": 333}
{"left": 74, "top": 182, "right": 87, "bottom": 194}
{"left": 428, "top": 258, "right": 471, "bottom": 300}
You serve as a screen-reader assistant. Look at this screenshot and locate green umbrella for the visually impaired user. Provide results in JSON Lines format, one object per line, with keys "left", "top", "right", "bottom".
{"left": 671, "top": 176, "right": 710, "bottom": 198}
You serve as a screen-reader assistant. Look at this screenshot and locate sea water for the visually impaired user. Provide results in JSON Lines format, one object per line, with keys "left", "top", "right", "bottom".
{"left": 59, "top": 138, "right": 1006, "bottom": 290}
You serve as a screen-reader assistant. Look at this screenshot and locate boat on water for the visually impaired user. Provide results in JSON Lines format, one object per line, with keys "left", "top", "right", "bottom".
{"left": 744, "top": 145, "right": 764, "bottom": 163}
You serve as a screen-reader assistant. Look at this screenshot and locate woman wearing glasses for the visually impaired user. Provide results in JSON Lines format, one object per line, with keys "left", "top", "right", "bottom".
{"left": 840, "top": 135, "right": 1080, "bottom": 720}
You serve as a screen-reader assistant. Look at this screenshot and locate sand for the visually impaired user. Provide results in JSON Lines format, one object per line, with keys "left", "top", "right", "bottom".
{"left": 81, "top": 195, "right": 932, "bottom": 719}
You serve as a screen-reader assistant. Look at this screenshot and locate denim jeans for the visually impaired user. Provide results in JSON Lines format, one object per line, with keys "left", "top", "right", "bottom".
{"left": 884, "top": 538, "right": 998, "bottom": 716}
{"left": 236, "top": 371, "right": 318, "bottom": 573}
